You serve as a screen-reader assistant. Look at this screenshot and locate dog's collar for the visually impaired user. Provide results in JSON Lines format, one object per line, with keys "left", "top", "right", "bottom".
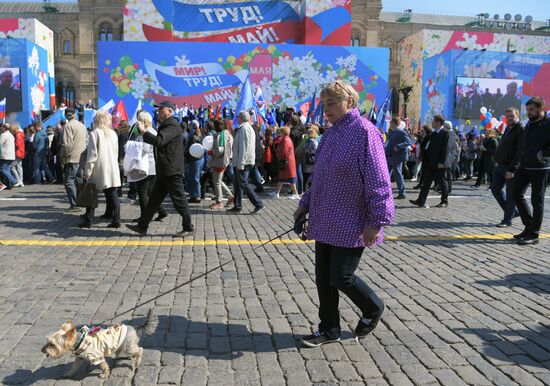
{"left": 72, "top": 327, "right": 88, "bottom": 352}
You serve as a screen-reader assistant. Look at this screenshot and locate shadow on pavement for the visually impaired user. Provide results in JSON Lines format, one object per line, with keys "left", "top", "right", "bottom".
{"left": 3, "top": 313, "right": 304, "bottom": 384}
{"left": 477, "top": 273, "right": 550, "bottom": 295}
{"left": 453, "top": 325, "right": 550, "bottom": 370}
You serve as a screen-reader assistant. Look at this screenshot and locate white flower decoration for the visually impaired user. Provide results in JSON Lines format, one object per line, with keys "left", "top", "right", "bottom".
{"left": 0, "top": 54, "right": 11, "bottom": 67}
{"left": 30, "top": 84, "right": 46, "bottom": 113}
{"left": 175, "top": 55, "right": 190, "bottom": 67}
{"left": 130, "top": 70, "right": 149, "bottom": 99}
{"left": 28, "top": 47, "right": 40, "bottom": 76}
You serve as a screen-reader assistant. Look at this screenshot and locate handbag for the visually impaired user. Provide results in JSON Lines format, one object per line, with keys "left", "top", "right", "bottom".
{"left": 304, "top": 153, "right": 315, "bottom": 166}
{"left": 76, "top": 182, "right": 98, "bottom": 208}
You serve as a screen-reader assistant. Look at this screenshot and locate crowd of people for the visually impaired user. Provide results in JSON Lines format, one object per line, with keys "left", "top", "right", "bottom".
{"left": 0, "top": 99, "right": 326, "bottom": 230}
{"left": 384, "top": 97, "right": 549, "bottom": 245}
{"left": 0, "top": 79, "right": 548, "bottom": 347}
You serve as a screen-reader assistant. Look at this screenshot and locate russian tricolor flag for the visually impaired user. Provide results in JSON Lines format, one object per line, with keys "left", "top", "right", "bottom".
{"left": 0, "top": 98, "right": 6, "bottom": 121}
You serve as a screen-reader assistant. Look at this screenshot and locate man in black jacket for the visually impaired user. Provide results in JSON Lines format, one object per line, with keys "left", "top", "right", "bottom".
{"left": 410, "top": 114, "right": 453, "bottom": 208}
{"left": 127, "top": 101, "right": 194, "bottom": 238}
{"left": 413, "top": 125, "right": 432, "bottom": 190}
{"left": 490, "top": 107, "right": 523, "bottom": 228}
{"left": 511, "top": 97, "right": 550, "bottom": 245}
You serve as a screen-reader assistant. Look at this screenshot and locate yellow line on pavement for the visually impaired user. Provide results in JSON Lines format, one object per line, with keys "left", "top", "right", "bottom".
{"left": 0, "top": 238, "right": 309, "bottom": 247}
{"left": 0, "top": 233, "right": 548, "bottom": 247}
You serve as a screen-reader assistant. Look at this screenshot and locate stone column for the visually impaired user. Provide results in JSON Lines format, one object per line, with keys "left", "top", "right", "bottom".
{"left": 77, "top": 0, "right": 96, "bottom": 101}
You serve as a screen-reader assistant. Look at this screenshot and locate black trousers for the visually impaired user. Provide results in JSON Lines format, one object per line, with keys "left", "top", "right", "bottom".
{"left": 475, "top": 156, "right": 496, "bottom": 186}
{"left": 136, "top": 175, "right": 166, "bottom": 220}
{"left": 200, "top": 168, "right": 214, "bottom": 199}
{"left": 315, "top": 242, "right": 384, "bottom": 339}
{"left": 511, "top": 168, "right": 548, "bottom": 236}
{"left": 138, "top": 174, "right": 193, "bottom": 231}
{"left": 446, "top": 168, "right": 453, "bottom": 194}
{"left": 417, "top": 166, "right": 449, "bottom": 206}
{"left": 233, "top": 165, "right": 263, "bottom": 210}
{"left": 417, "top": 161, "right": 428, "bottom": 187}
{"left": 84, "top": 187, "right": 120, "bottom": 225}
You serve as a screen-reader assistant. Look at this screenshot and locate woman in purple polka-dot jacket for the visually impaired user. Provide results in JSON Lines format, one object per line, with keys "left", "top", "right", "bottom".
{"left": 294, "top": 80, "right": 395, "bottom": 348}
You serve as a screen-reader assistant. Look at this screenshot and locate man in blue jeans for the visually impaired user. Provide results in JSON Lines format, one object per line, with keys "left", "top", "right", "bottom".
{"left": 32, "top": 123, "right": 54, "bottom": 184}
{"left": 385, "top": 117, "right": 412, "bottom": 199}
{"left": 61, "top": 108, "right": 87, "bottom": 211}
{"left": 491, "top": 107, "right": 523, "bottom": 227}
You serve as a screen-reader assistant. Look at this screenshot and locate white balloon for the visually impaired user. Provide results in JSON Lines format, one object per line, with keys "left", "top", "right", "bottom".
{"left": 189, "top": 143, "right": 205, "bottom": 159}
{"left": 480, "top": 107, "right": 488, "bottom": 114}
{"left": 202, "top": 135, "right": 214, "bottom": 151}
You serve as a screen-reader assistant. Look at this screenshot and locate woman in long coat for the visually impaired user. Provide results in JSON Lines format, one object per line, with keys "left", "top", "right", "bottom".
{"left": 80, "top": 110, "right": 121, "bottom": 228}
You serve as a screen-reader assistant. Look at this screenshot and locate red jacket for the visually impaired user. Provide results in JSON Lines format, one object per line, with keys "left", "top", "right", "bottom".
{"left": 14, "top": 130, "right": 25, "bottom": 159}
{"left": 276, "top": 135, "right": 296, "bottom": 180}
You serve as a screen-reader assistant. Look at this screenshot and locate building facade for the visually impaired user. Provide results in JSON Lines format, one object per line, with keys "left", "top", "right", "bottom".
{"left": 1, "top": 0, "right": 548, "bottom": 109}
{"left": 0, "top": 0, "right": 123, "bottom": 106}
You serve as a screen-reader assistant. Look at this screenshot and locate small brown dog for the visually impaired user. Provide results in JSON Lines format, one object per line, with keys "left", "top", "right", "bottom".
{"left": 41, "top": 309, "right": 157, "bottom": 379}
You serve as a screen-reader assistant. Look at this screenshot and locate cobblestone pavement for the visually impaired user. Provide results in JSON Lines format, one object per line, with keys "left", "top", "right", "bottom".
{"left": 0, "top": 181, "right": 549, "bottom": 386}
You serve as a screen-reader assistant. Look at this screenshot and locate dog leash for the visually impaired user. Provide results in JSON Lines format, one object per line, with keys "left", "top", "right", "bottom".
{"left": 95, "top": 220, "right": 307, "bottom": 326}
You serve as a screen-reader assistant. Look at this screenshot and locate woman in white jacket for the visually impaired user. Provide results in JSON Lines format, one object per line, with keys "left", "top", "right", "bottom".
{"left": 128, "top": 111, "right": 167, "bottom": 222}
{"left": 80, "top": 110, "right": 121, "bottom": 228}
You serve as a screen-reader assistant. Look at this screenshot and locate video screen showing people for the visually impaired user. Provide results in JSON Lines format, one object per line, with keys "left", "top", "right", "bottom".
{"left": 0, "top": 68, "right": 22, "bottom": 113}
{"left": 455, "top": 77, "right": 523, "bottom": 119}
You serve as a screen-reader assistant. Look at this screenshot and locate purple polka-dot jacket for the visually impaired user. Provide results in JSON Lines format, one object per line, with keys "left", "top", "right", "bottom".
{"left": 299, "top": 108, "right": 395, "bottom": 248}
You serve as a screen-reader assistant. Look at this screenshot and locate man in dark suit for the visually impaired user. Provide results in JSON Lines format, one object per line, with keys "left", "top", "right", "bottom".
{"left": 410, "top": 114, "right": 453, "bottom": 208}
{"left": 491, "top": 107, "right": 523, "bottom": 228}
{"left": 413, "top": 124, "right": 433, "bottom": 190}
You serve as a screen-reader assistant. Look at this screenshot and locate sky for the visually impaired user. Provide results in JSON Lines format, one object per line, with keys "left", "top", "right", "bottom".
{"left": 1, "top": 0, "right": 549, "bottom": 21}
{"left": 382, "top": 0, "right": 550, "bottom": 21}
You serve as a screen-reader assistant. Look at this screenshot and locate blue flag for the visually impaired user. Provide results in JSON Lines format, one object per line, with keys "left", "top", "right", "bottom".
{"left": 233, "top": 76, "right": 255, "bottom": 127}
{"left": 313, "top": 101, "right": 324, "bottom": 126}
{"left": 376, "top": 88, "right": 394, "bottom": 133}
{"left": 368, "top": 98, "right": 377, "bottom": 124}
{"left": 267, "top": 109, "right": 276, "bottom": 126}
{"left": 306, "top": 88, "right": 317, "bottom": 124}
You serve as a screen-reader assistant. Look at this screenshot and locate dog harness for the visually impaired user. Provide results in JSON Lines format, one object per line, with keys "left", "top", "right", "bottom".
{"left": 73, "top": 325, "right": 128, "bottom": 365}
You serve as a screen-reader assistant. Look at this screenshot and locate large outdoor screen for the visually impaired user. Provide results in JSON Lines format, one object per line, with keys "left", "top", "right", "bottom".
{"left": 0, "top": 67, "right": 22, "bottom": 113}
{"left": 455, "top": 77, "right": 523, "bottom": 119}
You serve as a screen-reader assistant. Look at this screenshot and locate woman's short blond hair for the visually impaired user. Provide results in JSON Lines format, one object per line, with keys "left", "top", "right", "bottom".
{"left": 94, "top": 110, "right": 113, "bottom": 130}
{"left": 320, "top": 80, "right": 359, "bottom": 107}
{"left": 307, "top": 128, "right": 318, "bottom": 139}
{"left": 9, "top": 124, "right": 20, "bottom": 136}
{"left": 485, "top": 128, "right": 497, "bottom": 138}
{"left": 137, "top": 111, "right": 153, "bottom": 127}
{"left": 280, "top": 126, "right": 291, "bottom": 136}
